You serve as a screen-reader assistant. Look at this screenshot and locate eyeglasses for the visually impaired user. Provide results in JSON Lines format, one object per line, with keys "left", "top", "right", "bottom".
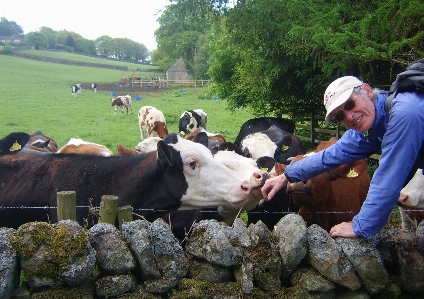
{"left": 332, "top": 94, "right": 357, "bottom": 123}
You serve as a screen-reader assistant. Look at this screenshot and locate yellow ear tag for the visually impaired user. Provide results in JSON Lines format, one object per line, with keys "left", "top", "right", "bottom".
{"left": 260, "top": 167, "right": 268, "bottom": 171}
{"left": 281, "top": 145, "right": 289, "bottom": 152}
{"left": 347, "top": 168, "right": 358, "bottom": 178}
{"left": 10, "top": 141, "right": 22, "bottom": 151}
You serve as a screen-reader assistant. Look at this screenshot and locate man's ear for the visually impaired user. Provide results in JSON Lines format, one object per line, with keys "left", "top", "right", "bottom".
{"left": 362, "top": 83, "right": 374, "bottom": 101}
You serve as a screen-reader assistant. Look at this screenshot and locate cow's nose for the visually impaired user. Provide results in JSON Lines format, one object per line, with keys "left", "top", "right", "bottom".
{"left": 398, "top": 194, "right": 408, "bottom": 206}
{"left": 240, "top": 180, "right": 252, "bottom": 197}
{"left": 253, "top": 171, "right": 269, "bottom": 186}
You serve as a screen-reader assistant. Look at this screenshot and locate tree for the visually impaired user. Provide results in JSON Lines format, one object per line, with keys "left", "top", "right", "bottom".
{"left": 0, "top": 17, "right": 24, "bottom": 36}
{"left": 208, "top": 0, "right": 424, "bottom": 119}
{"left": 25, "top": 32, "right": 48, "bottom": 49}
{"left": 39, "top": 27, "right": 57, "bottom": 48}
{"left": 65, "top": 35, "right": 76, "bottom": 48}
{"left": 193, "top": 34, "right": 210, "bottom": 79}
{"left": 154, "top": 0, "right": 228, "bottom": 71}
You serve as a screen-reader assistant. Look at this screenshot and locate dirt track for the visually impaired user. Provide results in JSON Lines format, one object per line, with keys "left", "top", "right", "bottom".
{"left": 79, "top": 82, "right": 164, "bottom": 94}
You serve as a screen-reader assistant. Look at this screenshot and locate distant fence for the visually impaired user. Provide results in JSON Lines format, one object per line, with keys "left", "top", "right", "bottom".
{"left": 131, "top": 77, "right": 211, "bottom": 88}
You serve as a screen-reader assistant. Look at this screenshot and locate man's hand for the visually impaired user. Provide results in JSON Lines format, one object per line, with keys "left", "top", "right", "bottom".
{"left": 329, "top": 222, "right": 358, "bottom": 238}
{"left": 261, "top": 174, "right": 288, "bottom": 200}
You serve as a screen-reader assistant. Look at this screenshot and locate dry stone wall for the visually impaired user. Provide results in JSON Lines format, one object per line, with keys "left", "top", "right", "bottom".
{"left": 13, "top": 52, "right": 128, "bottom": 71}
{"left": 1, "top": 214, "right": 424, "bottom": 299}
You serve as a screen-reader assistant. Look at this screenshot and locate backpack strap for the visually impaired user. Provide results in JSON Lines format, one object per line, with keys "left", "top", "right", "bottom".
{"left": 384, "top": 92, "right": 395, "bottom": 115}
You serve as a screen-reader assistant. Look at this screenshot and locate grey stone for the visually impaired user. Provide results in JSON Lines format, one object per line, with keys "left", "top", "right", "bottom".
{"left": 185, "top": 219, "right": 243, "bottom": 267}
{"left": 290, "top": 267, "right": 335, "bottom": 293}
{"left": 89, "top": 223, "right": 136, "bottom": 275}
{"left": 122, "top": 219, "right": 161, "bottom": 281}
{"left": 336, "top": 237, "right": 388, "bottom": 294}
{"left": 0, "top": 228, "right": 19, "bottom": 299}
{"left": 306, "top": 224, "right": 361, "bottom": 291}
{"left": 388, "top": 229, "right": 424, "bottom": 293}
{"left": 274, "top": 214, "right": 308, "bottom": 278}
{"left": 95, "top": 274, "right": 137, "bottom": 298}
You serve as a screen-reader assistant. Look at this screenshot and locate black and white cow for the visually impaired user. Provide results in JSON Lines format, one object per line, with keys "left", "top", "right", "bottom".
{"left": 178, "top": 109, "right": 207, "bottom": 137}
{"left": 0, "top": 132, "right": 265, "bottom": 229}
{"left": 234, "top": 117, "right": 295, "bottom": 147}
{"left": 91, "top": 83, "right": 97, "bottom": 93}
{"left": 238, "top": 125, "right": 304, "bottom": 165}
{"left": 71, "top": 84, "right": 81, "bottom": 97}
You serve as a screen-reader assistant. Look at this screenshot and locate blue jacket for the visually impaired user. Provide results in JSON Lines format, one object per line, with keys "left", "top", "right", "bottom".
{"left": 284, "top": 91, "right": 424, "bottom": 238}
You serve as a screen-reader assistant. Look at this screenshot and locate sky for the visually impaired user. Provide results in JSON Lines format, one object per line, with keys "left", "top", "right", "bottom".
{"left": 0, "top": 0, "right": 170, "bottom": 51}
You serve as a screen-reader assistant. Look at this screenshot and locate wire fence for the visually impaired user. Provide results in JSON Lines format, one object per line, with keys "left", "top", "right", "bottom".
{"left": 1, "top": 205, "right": 422, "bottom": 215}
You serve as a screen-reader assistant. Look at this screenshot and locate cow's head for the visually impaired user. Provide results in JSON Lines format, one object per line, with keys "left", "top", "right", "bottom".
{"left": 0, "top": 132, "right": 30, "bottom": 155}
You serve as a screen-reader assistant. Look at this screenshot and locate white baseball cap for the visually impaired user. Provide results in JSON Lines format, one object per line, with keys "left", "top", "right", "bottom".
{"left": 323, "top": 76, "right": 363, "bottom": 125}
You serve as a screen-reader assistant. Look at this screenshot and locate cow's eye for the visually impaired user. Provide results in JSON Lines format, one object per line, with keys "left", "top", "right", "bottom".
{"left": 187, "top": 159, "right": 198, "bottom": 170}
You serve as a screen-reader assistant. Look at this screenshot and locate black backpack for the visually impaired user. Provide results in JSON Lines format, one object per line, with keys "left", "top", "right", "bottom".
{"left": 384, "top": 59, "right": 424, "bottom": 114}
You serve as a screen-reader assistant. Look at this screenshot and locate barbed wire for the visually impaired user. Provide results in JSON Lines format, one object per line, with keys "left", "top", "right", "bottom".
{"left": 1, "top": 205, "right": 423, "bottom": 215}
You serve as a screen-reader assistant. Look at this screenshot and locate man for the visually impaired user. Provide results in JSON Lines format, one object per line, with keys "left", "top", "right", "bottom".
{"left": 262, "top": 76, "right": 424, "bottom": 240}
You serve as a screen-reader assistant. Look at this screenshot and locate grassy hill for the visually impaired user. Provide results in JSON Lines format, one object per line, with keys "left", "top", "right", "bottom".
{"left": 0, "top": 51, "right": 256, "bottom": 153}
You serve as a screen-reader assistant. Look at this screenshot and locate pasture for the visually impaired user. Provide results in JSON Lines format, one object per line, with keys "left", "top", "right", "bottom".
{"left": 0, "top": 53, "right": 256, "bottom": 152}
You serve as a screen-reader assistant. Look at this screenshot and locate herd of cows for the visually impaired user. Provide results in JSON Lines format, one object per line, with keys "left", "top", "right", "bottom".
{"left": 0, "top": 103, "right": 423, "bottom": 240}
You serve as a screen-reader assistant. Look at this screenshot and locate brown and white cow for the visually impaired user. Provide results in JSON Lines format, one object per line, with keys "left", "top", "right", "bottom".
{"left": 27, "top": 130, "right": 58, "bottom": 152}
{"left": 0, "top": 132, "right": 264, "bottom": 229}
{"left": 58, "top": 138, "right": 114, "bottom": 157}
{"left": 138, "top": 106, "right": 169, "bottom": 140}
{"left": 398, "top": 166, "right": 424, "bottom": 231}
{"left": 111, "top": 95, "right": 133, "bottom": 115}
{"left": 285, "top": 137, "right": 371, "bottom": 232}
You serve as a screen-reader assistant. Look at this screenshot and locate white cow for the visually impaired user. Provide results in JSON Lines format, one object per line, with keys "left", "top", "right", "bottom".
{"left": 213, "top": 150, "right": 269, "bottom": 224}
{"left": 398, "top": 168, "right": 424, "bottom": 230}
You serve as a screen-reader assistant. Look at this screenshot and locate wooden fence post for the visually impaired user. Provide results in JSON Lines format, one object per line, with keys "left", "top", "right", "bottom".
{"left": 57, "top": 191, "right": 76, "bottom": 222}
{"left": 117, "top": 205, "right": 133, "bottom": 231}
{"left": 99, "top": 195, "right": 119, "bottom": 226}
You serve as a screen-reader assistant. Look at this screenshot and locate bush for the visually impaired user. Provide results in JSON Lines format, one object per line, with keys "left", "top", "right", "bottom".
{"left": 0, "top": 45, "right": 14, "bottom": 55}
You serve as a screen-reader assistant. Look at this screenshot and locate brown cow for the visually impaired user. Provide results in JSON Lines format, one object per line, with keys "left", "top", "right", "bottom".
{"left": 27, "top": 130, "right": 58, "bottom": 152}
{"left": 185, "top": 128, "right": 226, "bottom": 150}
{"left": 286, "top": 137, "right": 371, "bottom": 232}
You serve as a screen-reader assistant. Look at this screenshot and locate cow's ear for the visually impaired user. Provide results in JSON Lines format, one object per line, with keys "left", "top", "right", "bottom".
{"left": 156, "top": 140, "right": 173, "bottom": 168}
{"left": 256, "top": 156, "right": 275, "bottom": 172}
{"left": 330, "top": 160, "right": 367, "bottom": 180}
{"left": 0, "top": 132, "right": 30, "bottom": 155}
{"left": 191, "top": 132, "right": 209, "bottom": 148}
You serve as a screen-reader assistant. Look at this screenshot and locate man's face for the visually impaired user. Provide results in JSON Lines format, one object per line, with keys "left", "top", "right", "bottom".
{"left": 331, "top": 84, "right": 376, "bottom": 133}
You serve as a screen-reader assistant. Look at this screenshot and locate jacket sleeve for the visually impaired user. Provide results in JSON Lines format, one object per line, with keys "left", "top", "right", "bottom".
{"left": 284, "top": 130, "right": 380, "bottom": 182}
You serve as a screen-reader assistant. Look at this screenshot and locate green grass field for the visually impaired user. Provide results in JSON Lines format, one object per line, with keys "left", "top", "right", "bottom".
{"left": 0, "top": 52, "right": 256, "bottom": 153}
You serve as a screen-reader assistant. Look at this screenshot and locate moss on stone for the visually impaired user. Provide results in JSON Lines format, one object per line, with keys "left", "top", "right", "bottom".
{"left": 8, "top": 222, "right": 53, "bottom": 259}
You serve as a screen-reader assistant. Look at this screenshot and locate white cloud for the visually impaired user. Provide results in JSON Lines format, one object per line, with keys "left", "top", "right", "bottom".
{"left": 0, "top": 0, "right": 169, "bottom": 51}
